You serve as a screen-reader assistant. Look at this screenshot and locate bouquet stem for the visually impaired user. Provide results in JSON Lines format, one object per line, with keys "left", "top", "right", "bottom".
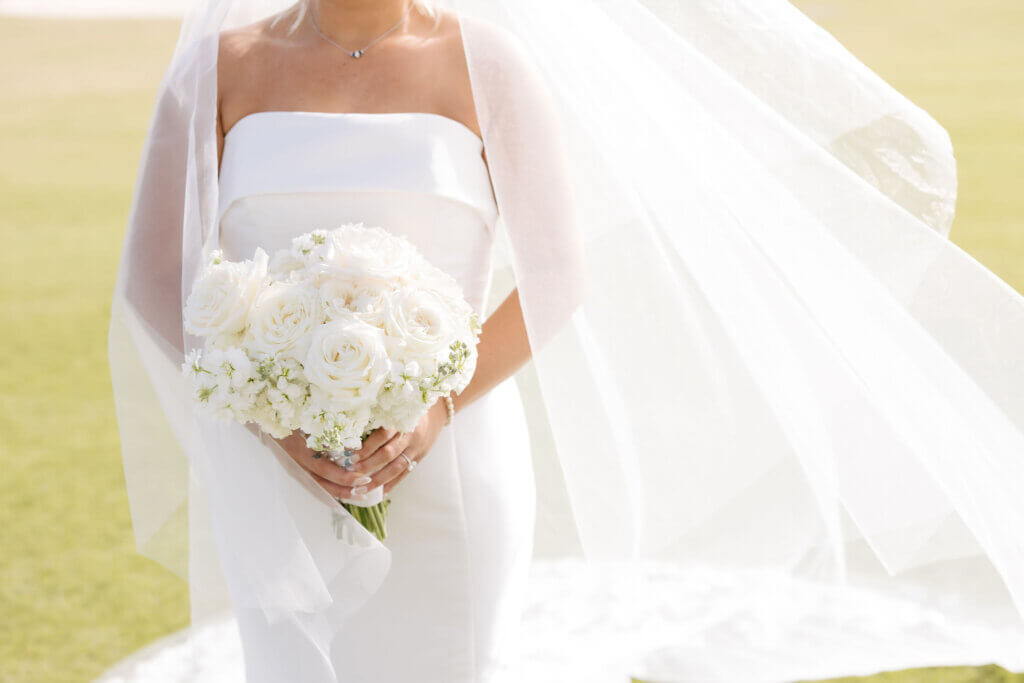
{"left": 341, "top": 499, "right": 390, "bottom": 541}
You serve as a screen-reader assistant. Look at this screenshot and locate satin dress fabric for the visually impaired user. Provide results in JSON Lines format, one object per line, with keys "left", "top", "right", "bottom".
{"left": 216, "top": 110, "right": 536, "bottom": 683}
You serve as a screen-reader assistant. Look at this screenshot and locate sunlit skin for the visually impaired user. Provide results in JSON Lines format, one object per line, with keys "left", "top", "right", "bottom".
{"left": 216, "top": 0, "right": 533, "bottom": 500}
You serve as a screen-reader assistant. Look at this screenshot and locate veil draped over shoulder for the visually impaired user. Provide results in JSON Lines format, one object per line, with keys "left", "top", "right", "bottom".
{"left": 108, "top": 0, "right": 1024, "bottom": 680}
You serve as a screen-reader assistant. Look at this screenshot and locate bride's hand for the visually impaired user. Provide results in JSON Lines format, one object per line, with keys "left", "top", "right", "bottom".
{"left": 275, "top": 431, "right": 376, "bottom": 501}
{"left": 349, "top": 399, "right": 449, "bottom": 498}
{"left": 276, "top": 398, "right": 449, "bottom": 501}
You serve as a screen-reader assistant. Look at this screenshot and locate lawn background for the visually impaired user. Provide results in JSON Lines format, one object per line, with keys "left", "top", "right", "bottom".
{"left": 0, "top": 1, "right": 1021, "bottom": 681}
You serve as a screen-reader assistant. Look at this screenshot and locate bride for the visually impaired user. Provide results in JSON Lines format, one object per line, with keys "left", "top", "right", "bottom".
{"left": 217, "top": 2, "right": 540, "bottom": 680}
{"left": 108, "top": 0, "right": 1024, "bottom": 681}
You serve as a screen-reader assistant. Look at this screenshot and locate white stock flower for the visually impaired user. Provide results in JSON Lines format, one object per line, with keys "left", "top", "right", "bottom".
{"left": 369, "top": 402, "right": 425, "bottom": 434}
{"left": 453, "top": 349, "right": 478, "bottom": 394}
{"left": 244, "top": 280, "right": 322, "bottom": 360}
{"left": 183, "top": 249, "right": 268, "bottom": 337}
{"left": 373, "top": 359, "right": 431, "bottom": 433}
{"left": 250, "top": 399, "right": 293, "bottom": 439}
{"left": 206, "top": 346, "right": 255, "bottom": 389}
{"left": 299, "top": 385, "right": 368, "bottom": 451}
{"left": 182, "top": 348, "right": 207, "bottom": 383}
{"left": 304, "top": 314, "right": 391, "bottom": 412}
{"left": 188, "top": 347, "right": 256, "bottom": 421}
{"left": 290, "top": 229, "right": 335, "bottom": 265}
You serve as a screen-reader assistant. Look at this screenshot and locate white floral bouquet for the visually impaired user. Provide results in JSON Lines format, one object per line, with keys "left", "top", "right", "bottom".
{"left": 181, "top": 224, "right": 481, "bottom": 540}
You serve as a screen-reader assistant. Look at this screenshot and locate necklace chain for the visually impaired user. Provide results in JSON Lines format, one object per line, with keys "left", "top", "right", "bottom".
{"left": 308, "top": 1, "right": 413, "bottom": 59}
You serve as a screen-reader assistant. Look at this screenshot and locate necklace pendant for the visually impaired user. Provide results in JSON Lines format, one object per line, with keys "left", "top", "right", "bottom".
{"left": 350, "top": 49, "right": 364, "bottom": 59}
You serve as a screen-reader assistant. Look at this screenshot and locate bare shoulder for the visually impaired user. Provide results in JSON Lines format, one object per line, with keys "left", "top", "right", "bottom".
{"left": 424, "top": 7, "right": 467, "bottom": 57}
{"left": 416, "top": 8, "right": 549, "bottom": 135}
{"left": 218, "top": 10, "right": 298, "bottom": 64}
{"left": 412, "top": 6, "right": 470, "bottom": 81}
{"left": 444, "top": 11, "right": 551, "bottom": 114}
{"left": 217, "top": 13, "right": 297, "bottom": 124}
{"left": 217, "top": 20, "right": 267, "bottom": 101}
{"left": 413, "top": 7, "right": 480, "bottom": 131}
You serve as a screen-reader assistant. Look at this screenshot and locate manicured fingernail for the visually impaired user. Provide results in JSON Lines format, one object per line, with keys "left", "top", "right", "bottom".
{"left": 351, "top": 486, "right": 368, "bottom": 496}
{"left": 352, "top": 476, "right": 372, "bottom": 486}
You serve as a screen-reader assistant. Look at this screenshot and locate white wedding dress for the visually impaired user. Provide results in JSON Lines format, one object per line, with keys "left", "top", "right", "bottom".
{"left": 217, "top": 110, "right": 535, "bottom": 682}
{"left": 100, "top": 110, "right": 1024, "bottom": 683}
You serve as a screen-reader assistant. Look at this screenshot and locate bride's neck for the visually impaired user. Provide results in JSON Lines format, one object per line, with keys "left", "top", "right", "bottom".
{"left": 307, "top": 0, "right": 413, "bottom": 42}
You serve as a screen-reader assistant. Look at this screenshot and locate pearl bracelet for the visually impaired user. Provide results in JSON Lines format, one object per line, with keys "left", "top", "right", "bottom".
{"left": 443, "top": 395, "right": 455, "bottom": 425}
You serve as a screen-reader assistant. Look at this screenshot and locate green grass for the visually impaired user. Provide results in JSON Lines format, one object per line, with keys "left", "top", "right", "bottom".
{"left": 798, "top": 665, "right": 1024, "bottom": 683}
{"left": 0, "top": 16, "right": 190, "bottom": 683}
{"left": 798, "top": 0, "right": 1024, "bottom": 287}
{"left": 0, "top": 4, "right": 1021, "bottom": 682}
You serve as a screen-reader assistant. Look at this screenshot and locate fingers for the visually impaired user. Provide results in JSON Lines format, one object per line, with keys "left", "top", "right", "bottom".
{"left": 316, "top": 443, "right": 420, "bottom": 500}
{"left": 355, "top": 432, "right": 411, "bottom": 476}
{"left": 355, "top": 428, "right": 397, "bottom": 461}
{"left": 370, "top": 447, "right": 421, "bottom": 490}
{"left": 284, "top": 427, "right": 429, "bottom": 502}
{"left": 281, "top": 438, "right": 373, "bottom": 489}
{"left": 311, "top": 472, "right": 358, "bottom": 499}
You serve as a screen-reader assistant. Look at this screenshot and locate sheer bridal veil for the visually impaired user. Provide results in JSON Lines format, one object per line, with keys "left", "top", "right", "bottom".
{"left": 108, "top": 0, "right": 1024, "bottom": 680}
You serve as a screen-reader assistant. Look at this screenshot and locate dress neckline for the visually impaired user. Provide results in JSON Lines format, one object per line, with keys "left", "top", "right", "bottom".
{"left": 216, "top": 107, "right": 497, "bottom": 231}
{"left": 224, "top": 110, "right": 484, "bottom": 147}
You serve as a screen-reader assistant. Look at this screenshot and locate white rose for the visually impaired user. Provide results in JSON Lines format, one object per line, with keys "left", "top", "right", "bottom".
{"left": 184, "top": 249, "right": 268, "bottom": 337}
{"left": 402, "top": 253, "right": 465, "bottom": 300}
{"left": 329, "top": 223, "right": 396, "bottom": 255}
{"left": 381, "top": 287, "right": 457, "bottom": 361}
{"left": 304, "top": 314, "right": 391, "bottom": 411}
{"left": 319, "top": 276, "right": 390, "bottom": 322}
{"left": 244, "top": 280, "right": 322, "bottom": 359}
{"left": 205, "top": 329, "right": 245, "bottom": 351}
{"left": 315, "top": 224, "right": 412, "bottom": 282}
{"left": 268, "top": 248, "right": 308, "bottom": 279}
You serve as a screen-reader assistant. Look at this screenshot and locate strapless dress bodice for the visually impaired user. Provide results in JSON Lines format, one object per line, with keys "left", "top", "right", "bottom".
{"left": 217, "top": 111, "right": 498, "bottom": 313}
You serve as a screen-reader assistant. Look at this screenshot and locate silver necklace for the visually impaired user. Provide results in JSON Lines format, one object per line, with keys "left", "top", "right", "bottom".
{"left": 308, "top": 1, "right": 413, "bottom": 59}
